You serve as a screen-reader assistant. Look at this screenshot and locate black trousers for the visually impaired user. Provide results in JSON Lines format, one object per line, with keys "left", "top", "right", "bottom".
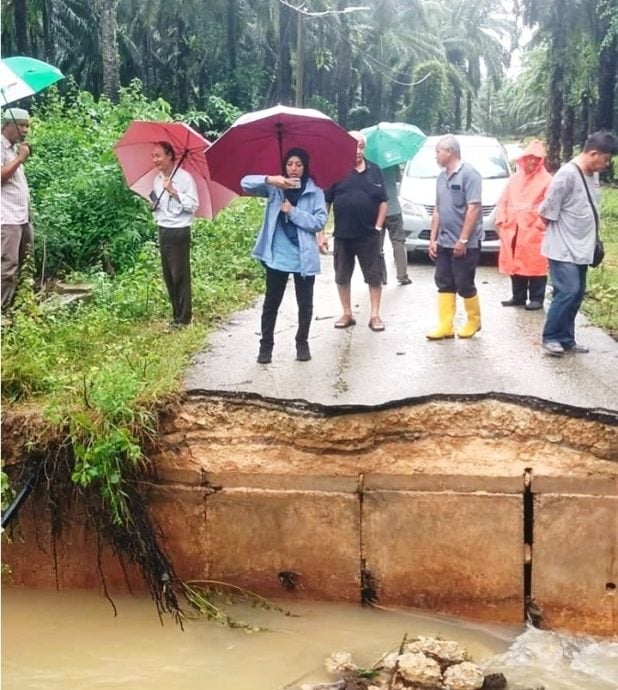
{"left": 158, "top": 225, "right": 192, "bottom": 324}
{"left": 261, "top": 266, "right": 315, "bottom": 348}
{"left": 434, "top": 245, "right": 480, "bottom": 297}
{"left": 511, "top": 275, "right": 547, "bottom": 304}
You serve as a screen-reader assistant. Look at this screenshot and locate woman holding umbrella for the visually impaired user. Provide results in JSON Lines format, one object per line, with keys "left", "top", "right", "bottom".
{"left": 151, "top": 141, "right": 199, "bottom": 328}
{"left": 242, "top": 148, "right": 327, "bottom": 364}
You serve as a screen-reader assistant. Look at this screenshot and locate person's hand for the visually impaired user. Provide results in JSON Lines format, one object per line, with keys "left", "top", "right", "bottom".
{"left": 428, "top": 239, "right": 438, "bottom": 260}
{"left": 316, "top": 230, "right": 328, "bottom": 254}
{"left": 163, "top": 178, "right": 178, "bottom": 198}
{"left": 17, "top": 143, "right": 30, "bottom": 162}
{"left": 266, "top": 175, "right": 299, "bottom": 189}
{"left": 453, "top": 240, "right": 467, "bottom": 258}
{"left": 281, "top": 199, "right": 292, "bottom": 214}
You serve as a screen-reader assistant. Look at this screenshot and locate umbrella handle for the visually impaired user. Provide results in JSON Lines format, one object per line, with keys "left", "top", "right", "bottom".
{"left": 152, "top": 149, "right": 190, "bottom": 211}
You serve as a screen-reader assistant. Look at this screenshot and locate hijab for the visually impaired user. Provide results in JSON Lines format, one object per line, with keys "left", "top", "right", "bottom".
{"left": 282, "top": 147, "right": 310, "bottom": 205}
{"left": 278, "top": 148, "right": 310, "bottom": 245}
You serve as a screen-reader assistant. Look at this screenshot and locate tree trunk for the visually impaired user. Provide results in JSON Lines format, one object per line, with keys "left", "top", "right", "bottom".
{"left": 176, "top": 15, "right": 189, "bottom": 111}
{"left": 335, "top": 11, "right": 352, "bottom": 126}
{"left": 99, "top": 0, "right": 120, "bottom": 102}
{"left": 226, "top": 0, "right": 238, "bottom": 105}
{"left": 465, "top": 92, "right": 473, "bottom": 131}
{"left": 453, "top": 85, "right": 462, "bottom": 132}
{"left": 580, "top": 94, "right": 590, "bottom": 148}
{"left": 42, "top": 0, "right": 56, "bottom": 63}
{"left": 596, "top": 33, "right": 616, "bottom": 130}
{"left": 14, "top": 0, "right": 28, "bottom": 54}
{"left": 545, "top": 0, "right": 567, "bottom": 172}
{"left": 562, "top": 104, "right": 574, "bottom": 161}
{"left": 277, "top": 3, "right": 293, "bottom": 105}
{"left": 295, "top": 12, "right": 304, "bottom": 107}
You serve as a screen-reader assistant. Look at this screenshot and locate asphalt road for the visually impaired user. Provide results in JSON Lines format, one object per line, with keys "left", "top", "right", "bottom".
{"left": 185, "top": 250, "right": 618, "bottom": 415}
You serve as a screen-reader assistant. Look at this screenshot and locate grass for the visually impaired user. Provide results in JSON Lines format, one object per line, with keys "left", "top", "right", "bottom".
{"left": 2, "top": 198, "right": 264, "bottom": 414}
{"left": 584, "top": 186, "right": 618, "bottom": 336}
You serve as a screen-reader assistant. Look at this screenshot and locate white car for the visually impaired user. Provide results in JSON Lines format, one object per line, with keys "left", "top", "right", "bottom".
{"left": 399, "top": 135, "right": 511, "bottom": 256}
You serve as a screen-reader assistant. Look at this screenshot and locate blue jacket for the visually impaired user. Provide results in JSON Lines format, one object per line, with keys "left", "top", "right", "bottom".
{"left": 241, "top": 175, "right": 327, "bottom": 277}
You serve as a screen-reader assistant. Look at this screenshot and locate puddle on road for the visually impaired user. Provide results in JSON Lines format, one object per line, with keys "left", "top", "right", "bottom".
{"left": 3, "top": 588, "right": 617, "bottom": 690}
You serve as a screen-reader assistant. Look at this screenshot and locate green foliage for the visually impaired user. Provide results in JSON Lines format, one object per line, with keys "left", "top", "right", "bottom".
{"left": 347, "top": 105, "right": 372, "bottom": 131}
{"left": 404, "top": 60, "right": 448, "bottom": 134}
{"left": 181, "top": 580, "right": 292, "bottom": 630}
{"left": 1, "top": 467, "right": 13, "bottom": 512}
{"left": 2, "top": 191, "right": 263, "bottom": 523}
{"left": 585, "top": 187, "right": 618, "bottom": 335}
{"left": 181, "top": 96, "right": 243, "bottom": 141}
{"left": 28, "top": 82, "right": 172, "bottom": 278}
{"left": 306, "top": 95, "right": 337, "bottom": 121}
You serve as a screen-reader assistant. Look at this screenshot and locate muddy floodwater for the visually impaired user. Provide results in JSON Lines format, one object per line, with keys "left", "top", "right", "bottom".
{"left": 2, "top": 589, "right": 617, "bottom": 689}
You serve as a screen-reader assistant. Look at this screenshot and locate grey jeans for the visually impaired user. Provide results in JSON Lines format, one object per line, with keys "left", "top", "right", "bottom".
{"left": 1, "top": 222, "right": 33, "bottom": 309}
{"left": 379, "top": 213, "right": 409, "bottom": 282}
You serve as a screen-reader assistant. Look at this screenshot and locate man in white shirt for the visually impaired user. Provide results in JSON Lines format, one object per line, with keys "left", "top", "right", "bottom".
{"left": 1, "top": 108, "right": 33, "bottom": 310}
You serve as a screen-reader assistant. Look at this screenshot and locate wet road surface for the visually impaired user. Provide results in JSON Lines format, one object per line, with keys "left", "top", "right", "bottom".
{"left": 185, "top": 252, "right": 618, "bottom": 414}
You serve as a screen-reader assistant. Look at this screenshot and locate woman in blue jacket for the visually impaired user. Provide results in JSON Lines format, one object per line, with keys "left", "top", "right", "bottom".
{"left": 241, "top": 148, "right": 327, "bottom": 364}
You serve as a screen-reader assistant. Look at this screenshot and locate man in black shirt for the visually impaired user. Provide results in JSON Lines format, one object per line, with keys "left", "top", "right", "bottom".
{"left": 324, "top": 131, "right": 388, "bottom": 331}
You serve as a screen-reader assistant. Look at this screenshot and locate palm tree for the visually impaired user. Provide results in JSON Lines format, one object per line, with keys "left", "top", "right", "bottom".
{"left": 432, "top": 0, "right": 512, "bottom": 132}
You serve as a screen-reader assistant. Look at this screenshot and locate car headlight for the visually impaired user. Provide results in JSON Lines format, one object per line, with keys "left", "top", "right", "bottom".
{"left": 400, "top": 199, "right": 424, "bottom": 217}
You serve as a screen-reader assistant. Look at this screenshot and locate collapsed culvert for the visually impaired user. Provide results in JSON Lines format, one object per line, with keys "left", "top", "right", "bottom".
{"left": 3, "top": 393, "right": 617, "bottom": 636}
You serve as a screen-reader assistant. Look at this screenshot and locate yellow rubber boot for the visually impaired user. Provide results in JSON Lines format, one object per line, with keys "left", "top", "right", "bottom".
{"left": 426, "top": 292, "right": 456, "bottom": 340}
{"left": 457, "top": 294, "right": 482, "bottom": 338}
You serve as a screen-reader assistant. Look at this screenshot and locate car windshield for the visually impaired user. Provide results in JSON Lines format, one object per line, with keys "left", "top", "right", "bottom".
{"left": 405, "top": 144, "right": 510, "bottom": 179}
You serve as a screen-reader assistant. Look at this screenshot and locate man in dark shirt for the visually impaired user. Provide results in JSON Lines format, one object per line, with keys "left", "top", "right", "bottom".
{"left": 324, "top": 131, "right": 388, "bottom": 331}
{"left": 427, "top": 134, "right": 482, "bottom": 340}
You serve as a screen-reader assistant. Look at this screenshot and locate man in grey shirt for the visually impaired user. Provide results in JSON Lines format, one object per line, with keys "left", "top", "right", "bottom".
{"left": 379, "top": 165, "right": 411, "bottom": 285}
{"left": 539, "top": 130, "right": 617, "bottom": 356}
{"left": 427, "top": 134, "right": 482, "bottom": 340}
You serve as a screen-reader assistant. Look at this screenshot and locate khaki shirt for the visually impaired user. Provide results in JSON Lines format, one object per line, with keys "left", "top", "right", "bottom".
{"left": 1, "top": 134, "right": 30, "bottom": 225}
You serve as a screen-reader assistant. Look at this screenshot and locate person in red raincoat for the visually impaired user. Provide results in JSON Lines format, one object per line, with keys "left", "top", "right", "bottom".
{"left": 496, "top": 140, "right": 553, "bottom": 310}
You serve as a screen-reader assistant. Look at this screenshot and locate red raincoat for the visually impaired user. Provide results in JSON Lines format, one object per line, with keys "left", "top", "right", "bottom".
{"left": 496, "top": 140, "right": 552, "bottom": 276}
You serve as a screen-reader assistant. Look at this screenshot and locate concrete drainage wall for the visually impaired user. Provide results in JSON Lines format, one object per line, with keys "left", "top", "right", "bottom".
{"left": 3, "top": 394, "right": 618, "bottom": 636}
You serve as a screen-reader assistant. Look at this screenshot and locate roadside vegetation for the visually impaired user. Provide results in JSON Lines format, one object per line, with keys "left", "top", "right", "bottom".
{"left": 585, "top": 187, "right": 618, "bottom": 336}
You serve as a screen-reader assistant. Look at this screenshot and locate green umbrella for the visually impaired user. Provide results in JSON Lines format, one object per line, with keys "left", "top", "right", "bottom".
{"left": 361, "top": 121, "right": 426, "bottom": 169}
{"left": 0, "top": 56, "right": 64, "bottom": 106}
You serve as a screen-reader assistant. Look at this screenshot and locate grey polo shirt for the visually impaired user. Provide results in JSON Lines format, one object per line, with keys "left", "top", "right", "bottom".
{"left": 382, "top": 165, "right": 402, "bottom": 216}
{"left": 436, "top": 161, "right": 482, "bottom": 248}
{"left": 540, "top": 162, "right": 598, "bottom": 265}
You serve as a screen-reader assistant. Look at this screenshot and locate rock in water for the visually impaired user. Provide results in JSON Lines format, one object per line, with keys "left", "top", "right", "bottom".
{"left": 443, "top": 661, "right": 485, "bottom": 690}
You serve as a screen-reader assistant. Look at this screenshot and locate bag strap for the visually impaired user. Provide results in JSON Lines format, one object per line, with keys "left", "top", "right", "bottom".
{"left": 571, "top": 162, "right": 599, "bottom": 238}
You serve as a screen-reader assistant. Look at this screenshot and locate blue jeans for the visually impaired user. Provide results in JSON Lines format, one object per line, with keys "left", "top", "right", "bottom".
{"left": 542, "top": 259, "right": 587, "bottom": 349}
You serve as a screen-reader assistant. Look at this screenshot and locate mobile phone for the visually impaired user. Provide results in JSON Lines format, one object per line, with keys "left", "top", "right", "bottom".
{"left": 149, "top": 190, "right": 158, "bottom": 204}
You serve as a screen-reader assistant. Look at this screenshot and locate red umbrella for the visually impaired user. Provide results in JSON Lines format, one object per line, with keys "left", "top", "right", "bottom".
{"left": 114, "top": 121, "right": 236, "bottom": 219}
{"left": 205, "top": 105, "right": 357, "bottom": 194}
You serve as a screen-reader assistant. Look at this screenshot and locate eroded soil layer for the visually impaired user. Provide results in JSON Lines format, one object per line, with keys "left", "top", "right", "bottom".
{"left": 3, "top": 394, "right": 618, "bottom": 635}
